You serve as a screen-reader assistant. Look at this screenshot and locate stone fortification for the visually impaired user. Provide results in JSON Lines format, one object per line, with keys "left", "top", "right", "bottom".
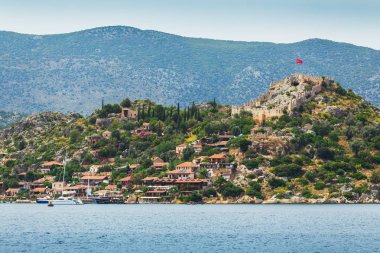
{"left": 231, "top": 74, "right": 332, "bottom": 123}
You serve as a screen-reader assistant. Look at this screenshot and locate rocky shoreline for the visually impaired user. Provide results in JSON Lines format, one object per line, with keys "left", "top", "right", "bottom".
{"left": 123, "top": 195, "right": 380, "bottom": 204}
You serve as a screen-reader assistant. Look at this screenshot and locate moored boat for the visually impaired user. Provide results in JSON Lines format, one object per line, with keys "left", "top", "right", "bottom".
{"left": 51, "top": 196, "right": 83, "bottom": 205}
{"left": 36, "top": 197, "right": 50, "bottom": 204}
{"left": 95, "top": 196, "right": 124, "bottom": 204}
{"left": 50, "top": 154, "right": 83, "bottom": 205}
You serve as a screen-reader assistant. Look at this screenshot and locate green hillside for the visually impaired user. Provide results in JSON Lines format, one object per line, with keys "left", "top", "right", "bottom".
{"left": 0, "top": 74, "right": 379, "bottom": 203}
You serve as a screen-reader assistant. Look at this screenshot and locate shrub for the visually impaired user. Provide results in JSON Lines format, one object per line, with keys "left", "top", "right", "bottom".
{"left": 272, "top": 164, "right": 303, "bottom": 178}
{"left": 297, "top": 178, "right": 309, "bottom": 186}
{"left": 350, "top": 140, "right": 366, "bottom": 156}
{"left": 316, "top": 147, "right": 336, "bottom": 160}
{"left": 343, "top": 191, "right": 355, "bottom": 200}
{"left": 245, "top": 188, "right": 263, "bottom": 199}
{"left": 350, "top": 172, "right": 367, "bottom": 180}
{"left": 322, "top": 161, "right": 355, "bottom": 172}
{"left": 353, "top": 184, "right": 368, "bottom": 194}
{"left": 228, "top": 137, "right": 252, "bottom": 152}
{"left": 97, "top": 104, "right": 121, "bottom": 118}
{"left": 219, "top": 182, "right": 244, "bottom": 197}
{"left": 314, "top": 182, "right": 326, "bottom": 190}
{"left": 202, "top": 188, "right": 217, "bottom": 197}
{"left": 188, "top": 191, "right": 203, "bottom": 203}
{"left": 313, "top": 121, "right": 332, "bottom": 137}
{"left": 268, "top": 178, "right": 286, "bottom": 189}
{"left": 120, "top": 98, "right": 132, "bottom": 108}
{"left": 370, "top": 169, "right": 380, "bottom": 184}
{"left": 182, "top": 146, "right": 195, "bottom": 161}
{"left": 69, "top": 129, "right": 81, "bottom": 143}
{"left": 373, "top": 136, "right": 380, "bottom": 150}
{"left": 243, "top": 160, "right": 259, "bottom": 170}
{"left": 301, "top": 189, "right": 313, "bottom": 198}
{"left": 304, "top": 170, "right": 317, "bottom": 182}
{"left": 248, "top": 181, "right": 261, "bottom": 192}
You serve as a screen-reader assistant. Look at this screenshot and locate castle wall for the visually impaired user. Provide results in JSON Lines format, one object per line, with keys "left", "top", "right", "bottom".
{"left": 231, "top": 75, "right": 328, "bottom": 124}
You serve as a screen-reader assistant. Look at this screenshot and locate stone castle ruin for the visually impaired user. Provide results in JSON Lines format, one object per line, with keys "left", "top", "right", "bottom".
{"left": 231, "top": 74, "right": 333, "bottom": 123}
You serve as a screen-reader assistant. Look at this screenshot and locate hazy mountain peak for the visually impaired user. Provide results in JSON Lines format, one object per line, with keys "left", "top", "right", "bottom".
{"left": 0, "top": 26, "right": 379, "bottom": 115}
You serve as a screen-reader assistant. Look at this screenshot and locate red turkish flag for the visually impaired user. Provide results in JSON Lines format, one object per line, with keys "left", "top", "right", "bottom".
{"left": 296, "top": 58, "right": 303, "bottom": 64}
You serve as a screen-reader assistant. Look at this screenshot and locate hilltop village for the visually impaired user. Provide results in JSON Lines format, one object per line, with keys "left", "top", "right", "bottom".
{"left": 0, "top": 74, "right": 380, "bottom": 204}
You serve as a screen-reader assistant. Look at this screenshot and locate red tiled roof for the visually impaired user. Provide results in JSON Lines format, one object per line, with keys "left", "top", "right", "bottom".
{"left": 168, "top": 169, "right": 194, "bottom": 175}
{"left": 208, "top": 141, "right": 228, "bottom": 147}
{"left": 105, "top": 185, "right": 117, "bottom": 190}
{"left": 174, "top": 179, "right": 208, "bottom": 183}
{"left": 209, "top": 153, "right": 227, "bottom": 159}
{"left": 130, "top": 164, "right": 140, "bottom": 169}
{"left": 32, "top": 188, "right": 47, "bottom": 193}
{"left": 175, "top": 162, "right": 198, "bottom": 168}
{"left": 119, "top": 177, "right": 132, "bottom": 182}
{"left": 68, "top": 185, "right": 88, "bottom": 190}
{"left": 153, "top": 162, "right": 168, "bottom": 167}
{"left": 41, "top": 161, "right": 63, "bottom": 167}
{"left": 6, "top": 188, "right": 19, "bottom": 193}
{"left": 81, "top": 175, "right": 107, "bottom": 180}
{"left": 142, "top": 177, "right": 158, "bottom": 181}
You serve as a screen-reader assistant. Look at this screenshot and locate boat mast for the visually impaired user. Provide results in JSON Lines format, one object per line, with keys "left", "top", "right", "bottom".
{"left": 62, "top": 153, "right": 67, "bottom": 197}
{"left": 87, "top": 177, "right": 90, "bottom": 198}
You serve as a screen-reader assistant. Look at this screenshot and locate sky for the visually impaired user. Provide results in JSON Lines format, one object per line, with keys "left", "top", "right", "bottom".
{"left": 0, "top": 0, "right": 379, "bottom": 49}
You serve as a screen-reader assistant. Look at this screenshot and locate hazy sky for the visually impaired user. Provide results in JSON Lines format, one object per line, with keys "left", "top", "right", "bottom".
{"left": 0, "top": 0, "right": 379, "bottom": 49}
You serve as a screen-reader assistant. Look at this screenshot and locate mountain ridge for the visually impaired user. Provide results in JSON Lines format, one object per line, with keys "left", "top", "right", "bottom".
{"left": 2, "top": 26, "right": 378, "bottom": 51}
{"left": 1, "top": 26, "right": 379, "bottom": 115}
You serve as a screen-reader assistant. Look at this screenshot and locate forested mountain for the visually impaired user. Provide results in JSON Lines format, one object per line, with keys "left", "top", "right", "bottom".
{"left": 0, "top": 26, "right": 379, "bottom": 114}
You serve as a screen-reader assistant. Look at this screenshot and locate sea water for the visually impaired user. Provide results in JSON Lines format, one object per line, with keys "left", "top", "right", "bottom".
{"left": 1, "top": 204, "right": 379, "bottom": 253}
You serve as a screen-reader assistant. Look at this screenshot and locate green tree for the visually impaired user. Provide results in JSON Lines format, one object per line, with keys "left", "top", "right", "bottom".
{"left": 120, "top": 98, "right": 132, "bottom": 108}
{"left": 231, "top": 126, "right": 241, "bottom": 136}
{"left": 25, "top": 170, "right": 36, "bottom": 182}
{"left": 219, "top": 182, "right": 244, "bottom": 197}
{"left": 155, "top": 105, "right": 166, "bottom": 121}
{"left": 268, "top": 178, "right": 286, "bottom": 189}
{"left": 69, "top": 129, "right": 81, "bottom": 143}
{"left": 188, "top": 191, "right": 203, "bottom": 202}
{"left": 350, "top": 140, "right": 366, "bottom": 156}
{"left": 203, "top": 187, "right": 217, "bottom": 197}
{"left": 272, "top": 164, "right": 303, "bottom": 178}
{"left": 182, "top": 146, "right": 195, "bottom": 161}
{"left": 370, "top": 169, "right": 380, "bottom": 184}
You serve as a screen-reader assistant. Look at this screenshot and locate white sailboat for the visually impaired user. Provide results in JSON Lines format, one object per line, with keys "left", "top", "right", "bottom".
{"left": 51, "top": 155, "right": 83, "bottom": 205}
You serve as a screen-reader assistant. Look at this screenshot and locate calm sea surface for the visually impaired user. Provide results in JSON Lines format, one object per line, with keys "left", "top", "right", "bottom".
{"left": 1, "top": 204, "right": 380, "bottom": 253}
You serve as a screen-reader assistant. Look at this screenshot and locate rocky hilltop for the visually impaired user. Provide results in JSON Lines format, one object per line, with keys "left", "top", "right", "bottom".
{"left": 232, "top": 74, "right": 332, "bottom": 123}
{"left": 0, "top": 26, "right": 380, "bottom": 115}
{"left": 0, "top": 74, "right": 380, "bottom": 204}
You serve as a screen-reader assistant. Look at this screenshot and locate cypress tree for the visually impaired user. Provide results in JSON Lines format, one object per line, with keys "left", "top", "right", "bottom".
{"left": 147, "top": 103, "right": 151, "bottom": 118}
{"left": 177, "top": 103, "right": 180, "bottom": 124}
